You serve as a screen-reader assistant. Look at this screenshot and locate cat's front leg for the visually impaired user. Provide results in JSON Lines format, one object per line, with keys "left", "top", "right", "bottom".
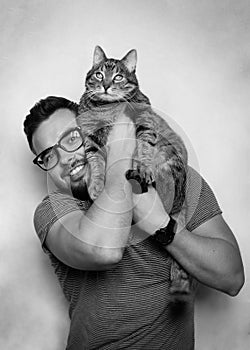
{"left": 84, "top": 139, "right": 106, "bottom": 200}
{"left": 87, "top": 163, "right": 106, "bottom": 201}
{"left": 124, "top": 108, "right": 159, "bottom": 192}
{"left": 126, "top": 138, "right": 157, "bottom": 193}
{"left": 135, "top": 138, "right": 156, "bottom": 182}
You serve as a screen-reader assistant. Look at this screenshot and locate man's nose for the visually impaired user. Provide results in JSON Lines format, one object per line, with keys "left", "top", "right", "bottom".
{"left": 59, "top": 149, "right": 76, "bottom": 165}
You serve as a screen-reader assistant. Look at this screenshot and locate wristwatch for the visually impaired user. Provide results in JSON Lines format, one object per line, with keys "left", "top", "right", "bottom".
{"left": 152, "top": 217, "right": 177, "bottom": 246}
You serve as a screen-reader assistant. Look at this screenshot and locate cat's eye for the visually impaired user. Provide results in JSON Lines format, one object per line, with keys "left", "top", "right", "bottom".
{"left": 113, "top": 74, "right": 124, "bottom": 82}
{"left": 95, "top": 72, "right": 103, "bottom": 80}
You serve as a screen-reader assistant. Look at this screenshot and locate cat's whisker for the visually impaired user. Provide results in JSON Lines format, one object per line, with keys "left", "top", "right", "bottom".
{"left": 85, "top": 90, "right": 95, "bottom": 99}
{"left": 113, "top": 93, "right": 129, "bottom": 104}
{"left": 84, "top": 90, "right": 97, "bottom": 104}
{"left": 116, "top": 95, "right": 136, "bottom": 112}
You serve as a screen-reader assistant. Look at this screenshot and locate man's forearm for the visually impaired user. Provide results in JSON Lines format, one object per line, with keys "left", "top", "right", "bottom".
{"left": 166, "top": 225, "right": 244, "bottom": 296}
{"left": 76, "top": 160, "right": 133, "bottom": 251}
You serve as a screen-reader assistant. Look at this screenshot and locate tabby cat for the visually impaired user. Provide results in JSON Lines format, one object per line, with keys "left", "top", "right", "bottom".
{"left": 78, "top": 46, "right": 194, "bottom": 298}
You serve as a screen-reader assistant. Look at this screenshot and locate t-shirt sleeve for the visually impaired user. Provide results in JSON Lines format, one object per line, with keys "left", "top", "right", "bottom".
{"left": 33, "top": 192, "right": 90, "bottom": 253}
{"left": 185, "top": 168, "right": 222, "bottom": 232}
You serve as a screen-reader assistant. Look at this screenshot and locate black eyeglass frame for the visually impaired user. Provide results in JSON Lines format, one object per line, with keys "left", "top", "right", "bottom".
{"left": 33, "top": 126, "right": 83, "bottom": 171}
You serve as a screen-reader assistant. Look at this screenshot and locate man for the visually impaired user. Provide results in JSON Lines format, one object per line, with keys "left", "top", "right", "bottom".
{"left": 24, "top": 96, "right": 244, "bottom": 349}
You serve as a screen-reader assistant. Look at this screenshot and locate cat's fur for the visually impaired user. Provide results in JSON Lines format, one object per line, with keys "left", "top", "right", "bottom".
{"left": 77, "top": 46, "right": 195, "bottom": 299}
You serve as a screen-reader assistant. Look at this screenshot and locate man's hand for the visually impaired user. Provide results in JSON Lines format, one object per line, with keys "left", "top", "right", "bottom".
{"left": 132, "top": 185, "right": 170, "bottom": 234}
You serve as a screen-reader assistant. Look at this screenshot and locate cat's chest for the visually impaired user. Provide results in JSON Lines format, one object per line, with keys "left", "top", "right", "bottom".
{"left": 82, "top": 104, "right": 127, "bottom": 125}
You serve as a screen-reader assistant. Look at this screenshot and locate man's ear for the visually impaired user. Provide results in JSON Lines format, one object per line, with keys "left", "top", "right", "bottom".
{"left": 121, "top": 49, "right": 137, "bottom": 72}
{"left": 93, "top": 46, "right": 107, "bottom": 66}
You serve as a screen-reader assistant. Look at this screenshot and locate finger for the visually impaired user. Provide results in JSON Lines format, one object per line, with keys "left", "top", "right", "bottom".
{"left": 147, "top": 184, "right": 157, "bottom": 193}
{"left": 151, "top": 181, "right": 156, "bottom": 189}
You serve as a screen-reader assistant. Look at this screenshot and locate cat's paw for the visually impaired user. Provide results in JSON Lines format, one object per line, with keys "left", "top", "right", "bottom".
{"left": 125, "top": 167, "right": 156, "bottom": 194}
{"left": 138, "top": 164, "right": 155, "bottom": 186}
{"left": 88, "top": 180, "right": 105, "bottom": 200}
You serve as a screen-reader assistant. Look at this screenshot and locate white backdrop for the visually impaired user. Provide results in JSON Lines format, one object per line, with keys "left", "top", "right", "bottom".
{"left": 1, "top": 1, "right": 249, "bottom": 349}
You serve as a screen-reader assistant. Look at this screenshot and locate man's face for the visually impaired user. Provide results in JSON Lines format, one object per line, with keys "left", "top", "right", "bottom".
{"left": 32, "top": 108, "right": 91, "bottom": 199}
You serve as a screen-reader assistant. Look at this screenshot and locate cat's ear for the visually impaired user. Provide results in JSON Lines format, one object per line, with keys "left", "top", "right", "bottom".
{"left": 93, "top": 46, "right": 107, "bottom": 66}
{"left": 121, "top": 49, "right": 137, "bottom": 73}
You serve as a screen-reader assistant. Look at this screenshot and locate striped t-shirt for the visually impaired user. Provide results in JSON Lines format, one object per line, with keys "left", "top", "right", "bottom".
{"left": 34, "top": 167, "right": 222, "bottom": 350}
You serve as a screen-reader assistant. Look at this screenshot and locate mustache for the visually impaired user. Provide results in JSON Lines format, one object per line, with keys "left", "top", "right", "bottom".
{"left": 61, "top": 158, "right": 87, "bottom": 177}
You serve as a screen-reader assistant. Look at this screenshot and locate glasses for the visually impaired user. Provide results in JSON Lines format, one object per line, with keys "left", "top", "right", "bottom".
{"left": 33, "top": 126, "right": 84, "bottom": 171}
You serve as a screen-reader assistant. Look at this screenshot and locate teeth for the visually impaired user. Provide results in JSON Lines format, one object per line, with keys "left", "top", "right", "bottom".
{"left": 70, "top": 165, "right": 84, "bottom": 176}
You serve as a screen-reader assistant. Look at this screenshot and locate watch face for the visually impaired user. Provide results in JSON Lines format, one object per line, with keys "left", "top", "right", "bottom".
{"left": 153, "top": 218, "right": 176, "bottom": 246}
{"left": 156, "top": 230, "right": 169, "bottom": 245}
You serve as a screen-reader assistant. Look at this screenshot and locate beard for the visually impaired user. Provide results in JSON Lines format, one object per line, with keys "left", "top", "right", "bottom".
{"left": 70, "top": 176, "right": 93, "bottom": 203}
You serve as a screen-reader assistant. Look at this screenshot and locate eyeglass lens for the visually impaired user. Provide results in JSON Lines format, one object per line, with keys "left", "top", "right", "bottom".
{"left": 38, "top": 129, "right": 83, "bottom": 170}
{"left": 60, "top": 129, "right": 83, "bottom": 152}
{"left": 42, "top": 148, "right": 58, "bottom": 169}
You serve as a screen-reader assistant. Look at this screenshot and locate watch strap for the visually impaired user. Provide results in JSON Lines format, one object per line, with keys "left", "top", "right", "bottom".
{"left": 152, "top": 217, "right": 177, "bottom": 246}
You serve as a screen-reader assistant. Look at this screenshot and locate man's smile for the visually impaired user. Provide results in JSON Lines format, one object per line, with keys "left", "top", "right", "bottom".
{"left": 70, "top": 164, "right": 84, "bottom": 176}
{"left": 68, "top": 161, "right": 88, "bottom": 183}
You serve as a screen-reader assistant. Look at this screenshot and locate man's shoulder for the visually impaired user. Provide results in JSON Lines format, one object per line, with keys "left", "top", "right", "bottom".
{"left": 186, "top": 165, "right": 202, "bottom": 182}
{"left": 34, "top": 191, "right": 90, "bottom": 232}
{"left": 36, "top": 191, "right": 90, "bottom": 212}
{"left": 185, "top": 166, "right": 203, "bottom": 201}
{"left": 185, "top": 166, "right": 222, "bottom": 231}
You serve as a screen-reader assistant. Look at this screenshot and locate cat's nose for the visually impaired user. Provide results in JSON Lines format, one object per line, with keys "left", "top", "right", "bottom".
{"left": 103, "top": 81, "right": 111, "bottom": 92}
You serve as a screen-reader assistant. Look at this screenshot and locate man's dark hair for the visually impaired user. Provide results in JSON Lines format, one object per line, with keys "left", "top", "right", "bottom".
{"left": 23, "top": 96, "right": 79, "bottom": 153}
